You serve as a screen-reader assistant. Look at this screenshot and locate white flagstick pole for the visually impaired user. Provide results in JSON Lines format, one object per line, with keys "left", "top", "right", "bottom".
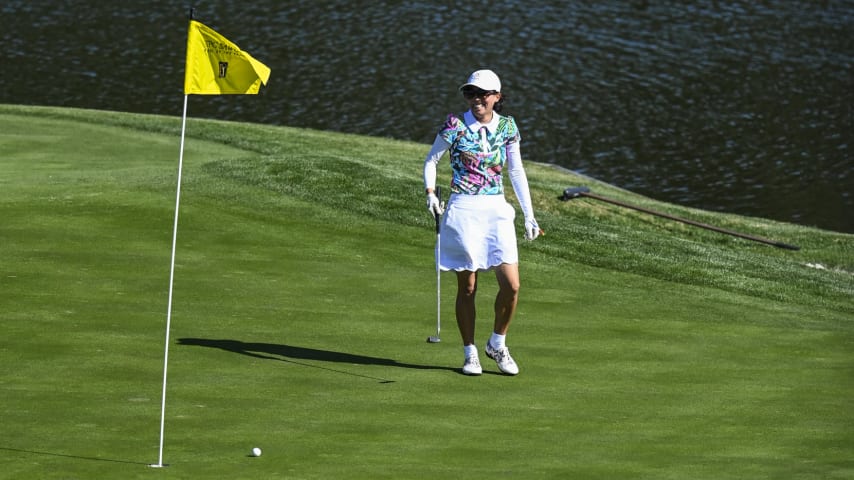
{"left": 151, "top": 93, "right": 190, "bottom": 468}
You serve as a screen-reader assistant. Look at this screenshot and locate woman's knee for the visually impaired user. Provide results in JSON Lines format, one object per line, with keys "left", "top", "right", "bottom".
{"left": 496, "top": 265, "right": 520, "bottom": 296}
{"left": 457, "top": 272, "right": 478, "bottom": 297}
{"left": 501, "top": 279, "right": 520, "bottom": 298}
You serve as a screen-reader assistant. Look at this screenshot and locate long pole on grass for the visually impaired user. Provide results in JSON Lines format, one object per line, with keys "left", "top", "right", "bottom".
{"left": 153, "top": 10, "right": 269, "bottom": 466}
{"left": 427, "top": 187, "right": 443, "bottom": 343}
{"left": 152, "top": 94, "right": 190, "bottom": 468}
{"left": 559, "top": 186, "right": 800, "bottom": 250}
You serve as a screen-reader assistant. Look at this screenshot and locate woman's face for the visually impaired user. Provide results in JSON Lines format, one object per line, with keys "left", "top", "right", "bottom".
{"left": 462, "top": 87, "right": 501, "bottom": 122}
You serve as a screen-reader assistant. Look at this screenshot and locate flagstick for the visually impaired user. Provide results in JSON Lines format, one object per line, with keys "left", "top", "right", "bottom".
{"left": 151, "top": 94, "right": 190, "bottom": 468}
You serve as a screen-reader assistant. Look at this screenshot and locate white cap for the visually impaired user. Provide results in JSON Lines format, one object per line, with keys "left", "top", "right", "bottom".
{"left": 459, "top": 69, "right": 501, "bottom": 92}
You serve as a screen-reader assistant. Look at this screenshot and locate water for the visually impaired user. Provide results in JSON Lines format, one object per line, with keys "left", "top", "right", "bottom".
{"left": 2, "top": 0, "right": 852, "bottom": 233}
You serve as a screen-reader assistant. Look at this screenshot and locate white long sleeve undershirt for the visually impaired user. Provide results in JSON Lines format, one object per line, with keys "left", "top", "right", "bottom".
{"left": 506, "top": 140, "right": 534, "bottom": 221}
{"left": 422, "top": 135, "right": 449, "bottom": 193}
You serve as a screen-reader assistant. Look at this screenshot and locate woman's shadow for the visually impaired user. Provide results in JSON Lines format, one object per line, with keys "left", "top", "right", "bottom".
{"left": 178, "top": 338, "right": 461, "bottom": 383}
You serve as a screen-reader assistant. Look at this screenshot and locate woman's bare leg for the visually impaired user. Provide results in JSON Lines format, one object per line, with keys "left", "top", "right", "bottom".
{"left": 493, "top": 263, "right": 520, "bottom": 335}
{"left": 455, "top": 270, "right": 478, "bottom": 345}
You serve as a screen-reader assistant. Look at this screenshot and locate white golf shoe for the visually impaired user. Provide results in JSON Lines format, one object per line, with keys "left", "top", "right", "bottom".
{"left": 485, "top": 342, "right": 519, "bottom": 375}
{"left": 461, "top": 354, "right": 483, "bottom": 376}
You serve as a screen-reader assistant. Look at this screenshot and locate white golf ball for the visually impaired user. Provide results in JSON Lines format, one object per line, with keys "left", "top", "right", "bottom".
{"left": 251, "top": 447, "right": 262, "bottom": 457}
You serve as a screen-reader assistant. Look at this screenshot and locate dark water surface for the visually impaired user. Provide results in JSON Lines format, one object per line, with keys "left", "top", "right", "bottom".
{"left": 2, "top": 1, "right": 852, "bottom": 232}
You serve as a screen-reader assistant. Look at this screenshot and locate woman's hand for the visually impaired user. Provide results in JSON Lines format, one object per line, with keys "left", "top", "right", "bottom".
{"left": 427, "top": 192, "right": 444, "bottom": 216}
{"left": 524, "top": 218, "right": 541, "bottom": 241}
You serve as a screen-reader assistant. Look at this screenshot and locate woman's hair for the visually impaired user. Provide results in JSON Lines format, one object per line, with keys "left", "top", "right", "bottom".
{"left": 494, "top": 93, "right": 506, "bottom": 113}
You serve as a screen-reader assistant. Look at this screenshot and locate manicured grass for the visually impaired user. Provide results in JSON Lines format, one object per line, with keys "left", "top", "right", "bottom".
{"left": 1, "top": 105, "right": 852, "bottom": 479}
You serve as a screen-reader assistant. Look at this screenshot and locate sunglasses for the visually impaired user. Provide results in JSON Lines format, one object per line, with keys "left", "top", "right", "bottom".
{"left": 462, "top": 88, "right": 498, "bottom": 100}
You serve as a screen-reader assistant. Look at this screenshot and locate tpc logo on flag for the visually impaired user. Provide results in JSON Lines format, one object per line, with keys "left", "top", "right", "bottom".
{"left": 184, "top": 20, "right": 270, "bottom": 94}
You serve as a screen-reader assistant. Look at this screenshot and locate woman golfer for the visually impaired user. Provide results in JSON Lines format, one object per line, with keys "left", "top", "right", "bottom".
{"left": 423, "top": 69, "right": 540, "bottom": 376}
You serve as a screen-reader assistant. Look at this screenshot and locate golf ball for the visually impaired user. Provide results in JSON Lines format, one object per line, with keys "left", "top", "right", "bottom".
{"left": 251, "top": 447, "right": 262, "bottom": 457}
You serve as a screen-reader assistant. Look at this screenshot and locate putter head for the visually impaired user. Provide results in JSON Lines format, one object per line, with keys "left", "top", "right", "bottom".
{"left": 426, "top": 336, "right": 441, "bottom": 343}
{"left": 559, "top": 186, "right": 591, "bottom": 201}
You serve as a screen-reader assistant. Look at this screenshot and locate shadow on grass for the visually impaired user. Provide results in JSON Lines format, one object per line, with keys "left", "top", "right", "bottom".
{"left": 0, "top": 446, "right": 149, "bottom": 465}
{"left": 178, "top": 338, "right": 462, "bottom": 383}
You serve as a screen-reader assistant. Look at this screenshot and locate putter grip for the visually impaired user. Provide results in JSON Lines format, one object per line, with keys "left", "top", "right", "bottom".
{"left": 434, "top": 186, "right": 442, "bottom": 233}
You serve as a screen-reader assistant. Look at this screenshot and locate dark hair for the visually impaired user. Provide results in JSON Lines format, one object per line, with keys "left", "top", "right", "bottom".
{"left": 493, "top": 93, "right": 506, "bottom": 113}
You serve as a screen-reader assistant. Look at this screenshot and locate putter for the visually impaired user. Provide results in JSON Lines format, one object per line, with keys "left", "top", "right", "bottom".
{"left": 427, "top": 187, "right": 443, "bottom": 343}
{"left": 560, "top": 186, "right": 800, "bottom": 250}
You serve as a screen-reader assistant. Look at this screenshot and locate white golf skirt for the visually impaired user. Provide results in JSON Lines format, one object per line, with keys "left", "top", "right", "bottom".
{"left": 439, "top": 194, "right": 518, "bottom": 272}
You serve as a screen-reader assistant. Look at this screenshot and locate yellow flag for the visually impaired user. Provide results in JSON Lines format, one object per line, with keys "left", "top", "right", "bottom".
{"left": 184, "top": 20, "right": 271, "bottom": 95}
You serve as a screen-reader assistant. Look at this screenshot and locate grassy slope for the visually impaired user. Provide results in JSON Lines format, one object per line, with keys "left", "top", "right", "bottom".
{"left": 0, "top": 105, "right": 851, "bottom": 480}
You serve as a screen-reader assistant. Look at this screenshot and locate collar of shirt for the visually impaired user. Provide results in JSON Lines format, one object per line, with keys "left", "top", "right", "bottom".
{"left": 463, "top": 110, "right": 501, "bottom": 135}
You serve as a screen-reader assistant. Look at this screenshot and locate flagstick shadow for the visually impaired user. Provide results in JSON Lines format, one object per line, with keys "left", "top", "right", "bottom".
{"left": 178, "top": 338, "right": 460, "bottom": 383}
{"left": 0, "top": 446, "right": 149, "bottom": 466}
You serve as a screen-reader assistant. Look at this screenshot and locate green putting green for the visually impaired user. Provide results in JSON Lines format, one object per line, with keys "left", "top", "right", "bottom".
{"left": 1, "top": 105, "right": 851, "bottom": 479}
